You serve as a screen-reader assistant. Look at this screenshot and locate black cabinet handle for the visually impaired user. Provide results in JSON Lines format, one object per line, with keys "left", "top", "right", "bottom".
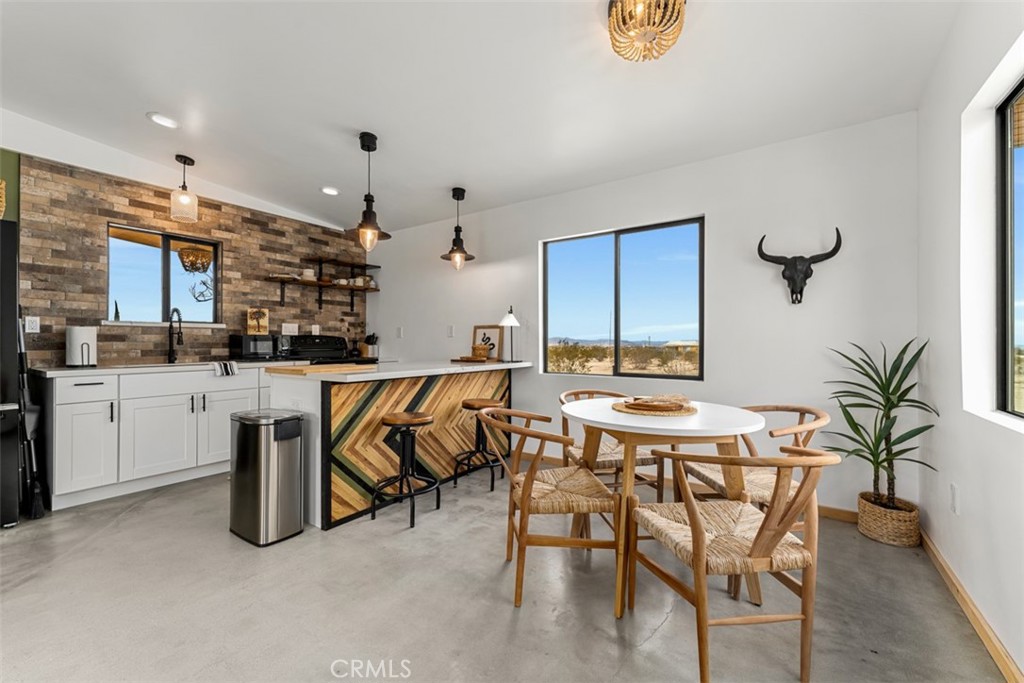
{"left": 109, "top": 401, "right": 114, "bottom": 422}
{"left": 74, "top": 381, "right": 104, "bottom": 387}
{"left": 202, "top": 394, "right": 207, "bottom": 412}
{"left": 190, "top": 396, "right": 195, "bottom": 413}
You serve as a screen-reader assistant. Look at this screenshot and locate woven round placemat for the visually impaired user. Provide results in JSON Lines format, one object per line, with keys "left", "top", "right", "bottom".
{"left": 612, "top": 401, "right": 697, "bottom": 417}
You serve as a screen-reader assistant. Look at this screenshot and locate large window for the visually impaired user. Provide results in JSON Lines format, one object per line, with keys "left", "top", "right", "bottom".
{"left": 107, "top": 224, "right": 218, "bottom": 323}
{"left": 999, "top": 80, "right": 1024, "bottom": 417}
{"left": 543, "top": 218, "right": 703, "bottom": 379}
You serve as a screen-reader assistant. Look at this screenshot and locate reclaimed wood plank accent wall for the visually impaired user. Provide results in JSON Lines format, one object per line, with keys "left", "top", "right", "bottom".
{"left": 326, "top": 370, "right": 510, "bottom": 526}
{"left": 17, "top": 155, "right": 367, "bottom": 367}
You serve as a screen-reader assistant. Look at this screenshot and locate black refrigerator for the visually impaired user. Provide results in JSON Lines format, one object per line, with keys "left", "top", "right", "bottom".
{"left": 0, "top": 219, "right": 20, "bottom": 527}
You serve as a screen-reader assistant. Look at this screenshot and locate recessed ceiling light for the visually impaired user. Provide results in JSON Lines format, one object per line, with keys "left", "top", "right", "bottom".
{"left": 146, "top": 112, "right": 179, "bottom": 129}
{"left": 321, "top": 186, "right": 339, "bottom": 196}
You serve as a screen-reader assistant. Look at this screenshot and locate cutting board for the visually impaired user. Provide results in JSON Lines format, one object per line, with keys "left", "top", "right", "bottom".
{"left": 265, "top": 364, "right": 379, "bottom": 376}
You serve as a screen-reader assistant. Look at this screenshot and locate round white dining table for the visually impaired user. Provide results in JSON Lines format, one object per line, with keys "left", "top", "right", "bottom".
{"left": 559, "top": 397, "right": 766, "bottom": 618}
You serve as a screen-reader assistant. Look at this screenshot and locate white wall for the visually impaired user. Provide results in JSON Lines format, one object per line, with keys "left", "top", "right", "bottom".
{"left": 916, "top": 2, "right": 1024, "bottom": 667}
{"left": 369, "top": 112, "right": 920, "bottom": 512}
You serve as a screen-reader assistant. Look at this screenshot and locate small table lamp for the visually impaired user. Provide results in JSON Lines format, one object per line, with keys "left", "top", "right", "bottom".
{"left": 499, "top": 306, "right": 520, "bottom": 362}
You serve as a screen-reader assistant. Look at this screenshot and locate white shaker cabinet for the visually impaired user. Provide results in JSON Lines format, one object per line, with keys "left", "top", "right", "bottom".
{"left": 53, "top": 400, "right": 118, "bottom": 494}
{"left": 119, "top": 394, "right": 198, "bottom": 481}
{"left": 198, "top": 388, "right": 258, "bottom": 465}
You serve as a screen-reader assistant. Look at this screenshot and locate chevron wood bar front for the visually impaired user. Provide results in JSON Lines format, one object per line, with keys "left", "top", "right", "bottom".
{"left": 325, "top": 368, "right": 511, "bottom": 527}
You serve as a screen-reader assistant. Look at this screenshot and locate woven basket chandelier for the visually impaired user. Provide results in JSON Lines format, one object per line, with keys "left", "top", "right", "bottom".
{"left": 608, "top": 0, "right": 686, "bottom": 62}
{"left": 178, "top": 246, "right": 213, "bottom": 273}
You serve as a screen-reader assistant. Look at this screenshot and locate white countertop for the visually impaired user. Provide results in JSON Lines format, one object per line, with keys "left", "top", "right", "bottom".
{"left": 32, "top": 360, "right": 308, "bottom": 378}
{"left": 270, "top": 361, "right": 533, "bottom": 383}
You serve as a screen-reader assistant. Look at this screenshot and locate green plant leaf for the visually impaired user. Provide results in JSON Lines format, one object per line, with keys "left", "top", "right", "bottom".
{"left": 896, "top": 457, "right": 938, "bottom": 471}
{"left": 889, "top": 423, "right": 935, "bottom": 447}
{"left": 831, "top": 347, "right": 885, "bottom": 390}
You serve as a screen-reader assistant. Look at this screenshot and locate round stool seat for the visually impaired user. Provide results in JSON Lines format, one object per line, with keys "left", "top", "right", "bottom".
{"left": 382, "top": 411, "right": 434, "bottom": 427}
{"left": 462, "top": 398, "right": 503, "bottom": 411}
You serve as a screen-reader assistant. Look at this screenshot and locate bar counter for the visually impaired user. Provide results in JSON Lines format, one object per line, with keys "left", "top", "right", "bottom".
{"left": 266, "top": 361, "right": 532, "bottom": 529}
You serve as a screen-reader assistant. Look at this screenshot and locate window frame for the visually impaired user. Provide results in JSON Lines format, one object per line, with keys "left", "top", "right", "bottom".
{"left": 542, "top": 216, "right": 705, "bottom": 381}
{"left": 106, "top": 223, "right": 221, "bottom": 324}
{"left": 997, "top": 77, "right": 1024, "bottom": 418}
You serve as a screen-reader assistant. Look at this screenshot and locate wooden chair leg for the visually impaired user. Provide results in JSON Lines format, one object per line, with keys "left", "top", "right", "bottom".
{"left": 800, "top": 564, "right": 817, "bottom": 683}
{"left": 505, "top": 494, "right": 516, "bottom": 562}
{"left": 627, "top": 498, "right": 639, "bottom": 611}
{"left": 744, "top": 573, "right": 763, "bottom": 606}
{"left": 656, "top": 457, "right": 665, "bottom": 503}
{"left": 513, "top": 506, "right": 531, "bottom": 607}
{"left": 612, "top": 493, "right": 624, "bottom": 616}
{"left": 672, "top": 460, "right": 685, "bottom": 502}
{"left": 727, "top": 575, "right": 740, "bottom": 600}
{"left": 694, "top": 567, "right": 711, "bottom": 683}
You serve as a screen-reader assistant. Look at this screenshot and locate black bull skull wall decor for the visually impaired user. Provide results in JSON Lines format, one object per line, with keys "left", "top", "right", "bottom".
{"left": 757, "top": 228, "right": 842, "bottom": 304}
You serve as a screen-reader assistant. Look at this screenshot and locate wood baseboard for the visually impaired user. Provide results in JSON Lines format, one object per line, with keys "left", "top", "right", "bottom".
{"left": 819, "top": 505, "right": 858, "bottom": 523}
{"left": 921, "top": 531, "right": 1023, "bottom": 683}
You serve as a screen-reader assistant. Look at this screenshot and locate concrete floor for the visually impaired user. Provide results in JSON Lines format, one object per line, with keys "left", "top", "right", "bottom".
{"left": 0, "top": 472, "right": 1001, "bottom": 683}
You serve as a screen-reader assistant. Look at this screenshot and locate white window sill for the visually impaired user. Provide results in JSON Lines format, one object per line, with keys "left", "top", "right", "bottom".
{"left": 964, "top": 406, "right": 1024, "bottom": 436}
{"left": 100, "top": 320, "right": 226, "bottom": 329}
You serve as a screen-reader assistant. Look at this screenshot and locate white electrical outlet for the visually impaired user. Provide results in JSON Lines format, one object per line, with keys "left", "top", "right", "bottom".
{"left": 447, "top": 324, "right": 455, "bottom": 338}
{"left": 24, "top": 316, "right": 40, "bottom": 334}
{"left": 311, "top": 324, "right": 321, "bottom": 335}
{"left": 396, "top": 326, "right": 404, "bottom": 339}
{"left": 281, "top": 323, "right": 298, "bottom": 335}
{"left": 950, "top": 483, "right": 960, "bottom": 515}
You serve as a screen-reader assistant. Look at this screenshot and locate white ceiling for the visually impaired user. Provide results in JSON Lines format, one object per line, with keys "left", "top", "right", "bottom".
{"left": 0, "top": 1, "right": 959, "bottom": 231}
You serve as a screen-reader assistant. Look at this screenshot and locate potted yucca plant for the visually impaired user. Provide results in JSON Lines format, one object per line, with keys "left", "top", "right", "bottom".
{"left": 825, "top": 339, "right": 938, "bottom": 547}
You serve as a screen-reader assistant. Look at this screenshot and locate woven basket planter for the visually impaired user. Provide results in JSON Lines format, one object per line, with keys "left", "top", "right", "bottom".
{"left": 857, "top": 492, "right": 920, "bottom": 547}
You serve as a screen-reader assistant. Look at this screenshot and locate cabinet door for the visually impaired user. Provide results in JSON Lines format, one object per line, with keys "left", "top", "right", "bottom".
{"left": 119, "top": 394, "right": 197, "bottom": 481}
{"left": 54, "top": 400, "right": 118, "bottom": 494}
{"left": 198, "top": 388, "right": 258, "bottom": 466}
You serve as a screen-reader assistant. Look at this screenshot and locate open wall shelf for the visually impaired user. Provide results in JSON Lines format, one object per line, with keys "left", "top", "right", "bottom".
{"left": 267, "top": 259, "right": 381, "bottom": 311}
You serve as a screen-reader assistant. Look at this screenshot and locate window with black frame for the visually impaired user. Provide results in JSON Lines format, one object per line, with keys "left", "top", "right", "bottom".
{"left": 543, "top": 218, "right": 703, "bottom": 379}
{"left": 999, "top": 79, "right": 1024, "bottom": 417}
{"left": 107, "top": 224, "right": 218, "bottom": 323}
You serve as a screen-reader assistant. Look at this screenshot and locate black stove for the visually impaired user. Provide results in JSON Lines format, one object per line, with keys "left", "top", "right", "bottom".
{"left": 283, "top": 335, "right": 377, "bottom": 365}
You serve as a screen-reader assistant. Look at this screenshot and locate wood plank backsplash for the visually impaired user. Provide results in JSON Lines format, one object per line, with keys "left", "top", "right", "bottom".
{"left": 18, "top": 155, "right": 368, "bottom": 367}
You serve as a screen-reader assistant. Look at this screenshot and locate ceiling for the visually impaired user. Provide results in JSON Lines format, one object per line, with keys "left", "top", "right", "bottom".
{"left": 0, "top": 1, "right": 959, "bottom": 231}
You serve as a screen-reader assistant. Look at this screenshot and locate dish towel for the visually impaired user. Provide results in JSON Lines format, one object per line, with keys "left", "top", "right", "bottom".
{"left": 212, "top": 361, "right": 239, "bottom": 377}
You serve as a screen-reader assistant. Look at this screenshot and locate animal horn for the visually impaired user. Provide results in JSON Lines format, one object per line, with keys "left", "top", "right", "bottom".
{"left": 757, "top": 235, "right": 788, "bottom": 265}
{"left": 808, "top": 227, "right": 842, "bottom": 264}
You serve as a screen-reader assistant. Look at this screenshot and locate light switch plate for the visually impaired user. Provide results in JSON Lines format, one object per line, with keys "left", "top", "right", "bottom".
{"left": 311, "top": 324, "right": 321, "bottom": 335}
{"left": 447, "top": 324, "right": 455, "bottom": 338}
{"left": 396, "top": 326, "right": 404, "bottom": 339}
{"left": 24, "top": 316, "right": 40, "bottom": 334}
{"left": 281, "top": 323, "right": 298, "bottom": 335}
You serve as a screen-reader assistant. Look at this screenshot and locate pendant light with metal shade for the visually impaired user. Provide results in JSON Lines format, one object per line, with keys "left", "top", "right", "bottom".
{"left": 170, "top": 154, "right": 199, "bottom": 223}
{"left": 353, "top": 132, "right": 392, "bottom": 252}
{"left": 440, "top": 187, "right": 475, "bottom": 271}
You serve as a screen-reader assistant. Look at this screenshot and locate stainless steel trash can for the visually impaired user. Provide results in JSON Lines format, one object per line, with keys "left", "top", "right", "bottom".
{"left": 230, "top": 409, "right": 304, "bottom": 546}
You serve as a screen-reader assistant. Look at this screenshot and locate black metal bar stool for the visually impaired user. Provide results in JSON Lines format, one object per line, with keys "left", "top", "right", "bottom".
{"left": 371, "top": 411, "right": 441, "bottom": 528}
{"left": 453, "top": 398, "right": 505, "bottom": 491}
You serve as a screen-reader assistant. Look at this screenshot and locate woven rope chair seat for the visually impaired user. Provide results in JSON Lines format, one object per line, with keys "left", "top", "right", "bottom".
{"left": 566, "top": 441, "right": 659, "bottom": 470}
{"left": 683, "top": 461, "right": 799, "bottom": 505}
{"left": 633, "top": 500, "right": 812, "bottom": 576}
{"left": 512, "top": 466, "right": 616, "bottom": 515}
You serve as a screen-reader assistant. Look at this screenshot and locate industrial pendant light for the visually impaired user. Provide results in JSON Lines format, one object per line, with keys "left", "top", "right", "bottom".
{"left": 440, "top": 187, "right": 475, "bottom": 271}
{"left": 353, "top": 132, "right": 392, "bottom": 252}
{"left": 170, "top": 154, "right": 198, "bottom": 223}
